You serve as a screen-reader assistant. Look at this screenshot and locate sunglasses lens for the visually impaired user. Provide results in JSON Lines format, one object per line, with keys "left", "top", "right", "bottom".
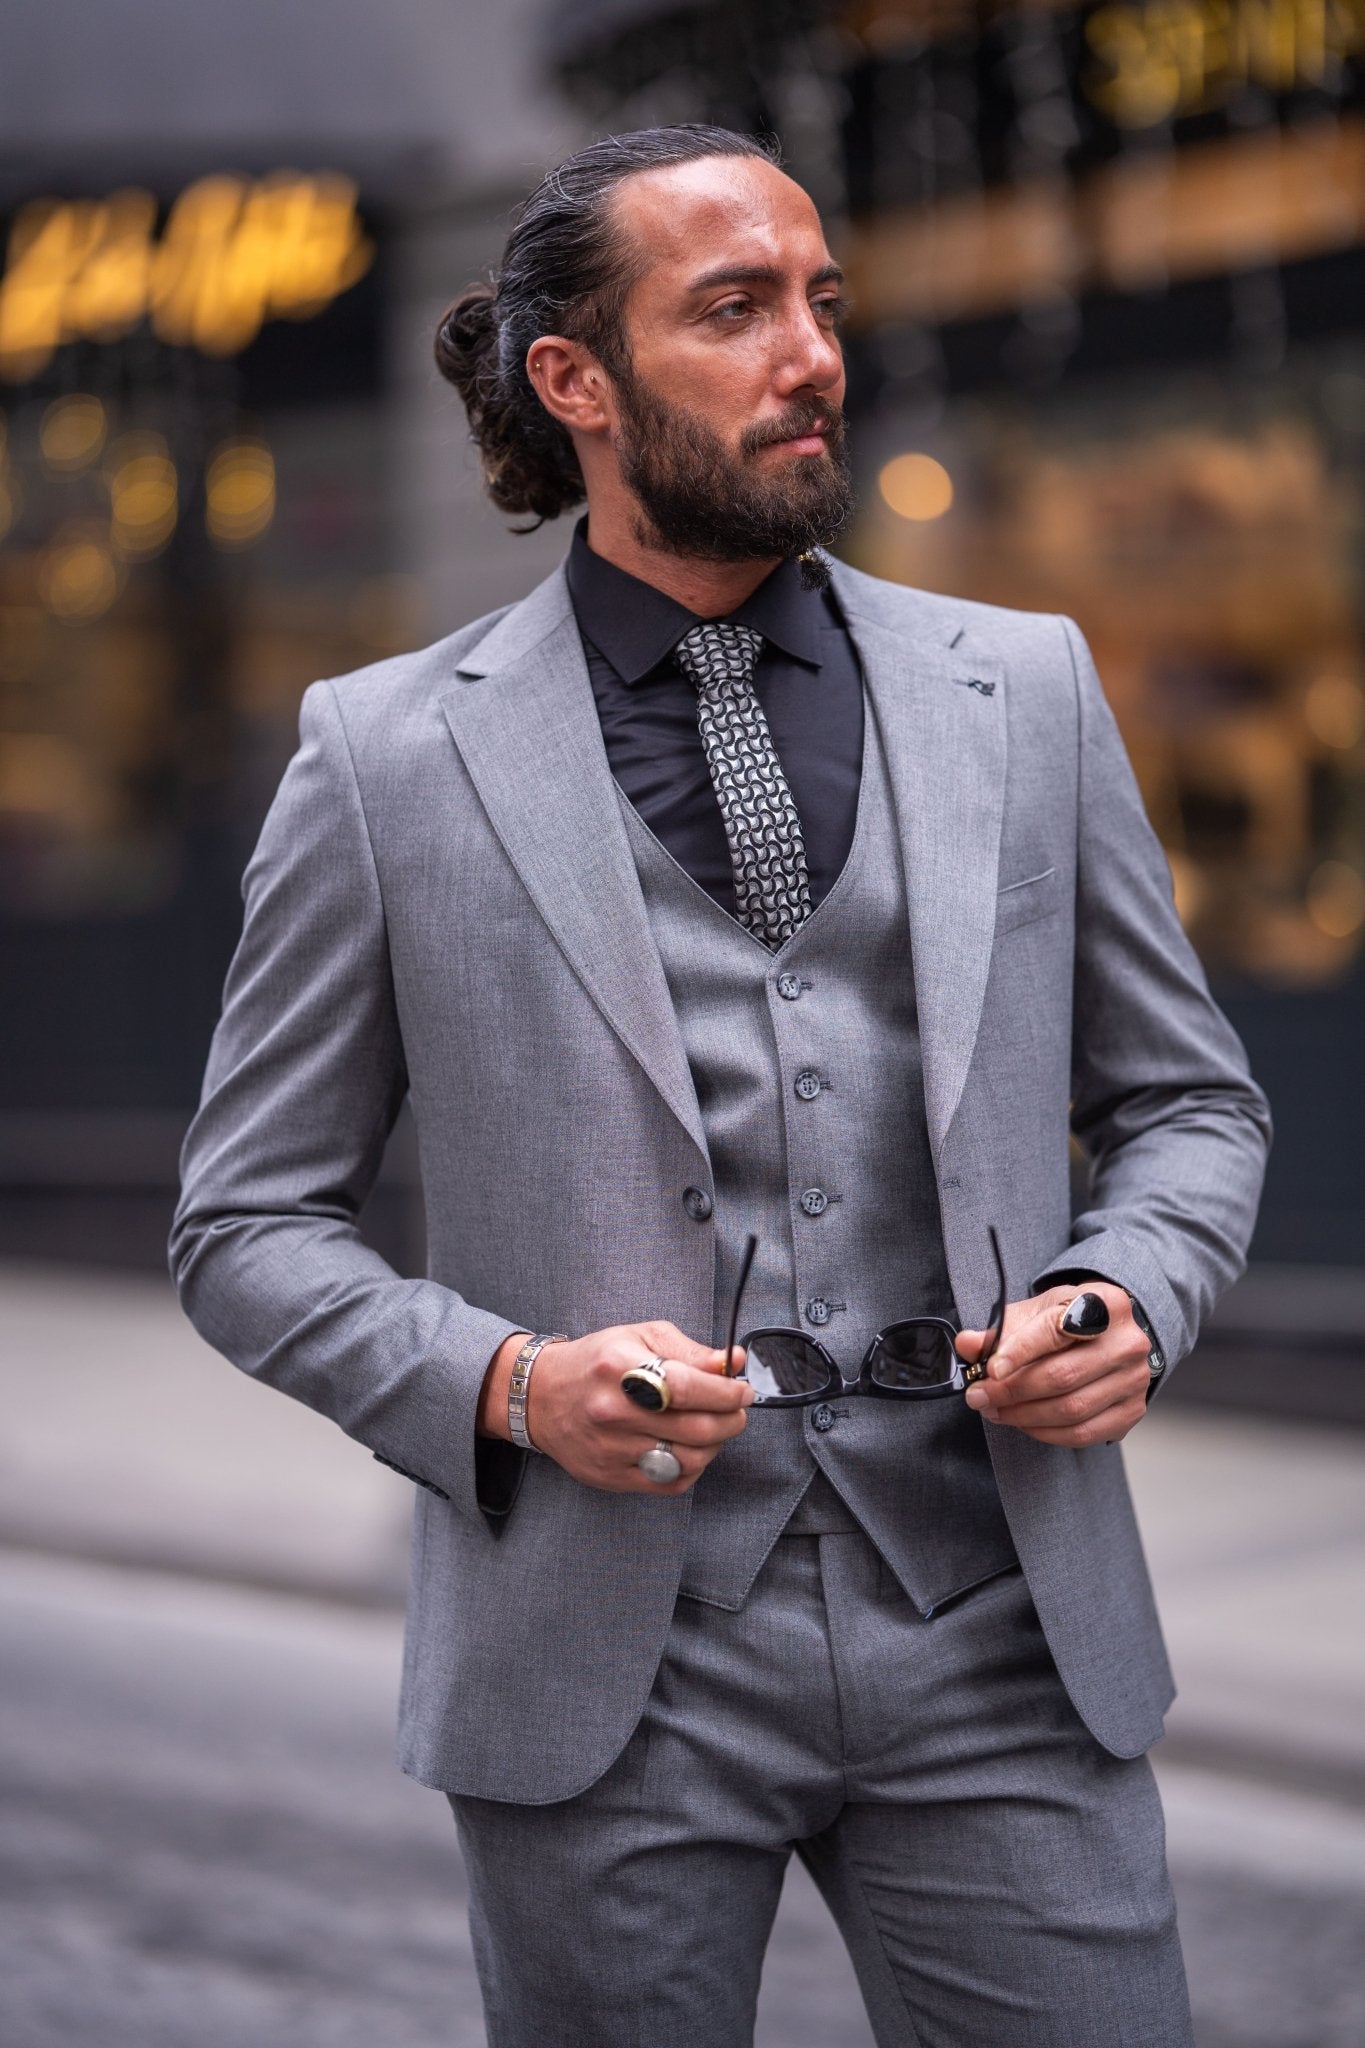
{"left": 743, "top": 1331, "right": 834, "bottom": 1402}
{"left": 870, "top": 1323, "right": 959, "bottom": 1390}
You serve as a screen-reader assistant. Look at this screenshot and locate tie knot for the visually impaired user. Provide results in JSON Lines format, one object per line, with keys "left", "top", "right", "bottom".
{"left": 674, "top": 620, "right": 764, "bottom": 693}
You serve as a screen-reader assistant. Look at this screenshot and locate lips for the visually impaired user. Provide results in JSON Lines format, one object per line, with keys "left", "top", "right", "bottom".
{"left": 745, "top": 405, "right": 841, "bottom": 457}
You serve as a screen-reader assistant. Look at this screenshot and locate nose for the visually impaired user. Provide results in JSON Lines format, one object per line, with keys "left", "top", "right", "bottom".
{"left": 776, "top": 299, "right": 844, "bottom": 397}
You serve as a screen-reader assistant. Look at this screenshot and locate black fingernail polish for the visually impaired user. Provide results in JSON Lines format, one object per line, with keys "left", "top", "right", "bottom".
{"left": 1061, "top": 1292, "right": 1109, "bottom": 1338}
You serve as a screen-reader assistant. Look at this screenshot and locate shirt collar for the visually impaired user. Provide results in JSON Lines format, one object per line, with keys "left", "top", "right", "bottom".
{"left": 566, "top": 516, "right": 829, "bottom": 684}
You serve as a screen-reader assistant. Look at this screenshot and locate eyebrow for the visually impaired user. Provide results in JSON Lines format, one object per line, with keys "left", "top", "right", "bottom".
{"left": 684, "top": 261, "right": 846, "bottom": 296}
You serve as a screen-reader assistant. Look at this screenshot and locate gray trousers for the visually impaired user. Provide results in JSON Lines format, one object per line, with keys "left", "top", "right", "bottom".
{"left": 452, "top": 1523, "right": 1193, "bottom": 2048}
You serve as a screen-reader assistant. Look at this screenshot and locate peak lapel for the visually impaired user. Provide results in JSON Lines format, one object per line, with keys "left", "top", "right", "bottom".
{"left": 440, "top": 572, "right": 706, "bottom": 1157}
{"left": 841, "top": 587, "right": 1007, "bottom": 1156}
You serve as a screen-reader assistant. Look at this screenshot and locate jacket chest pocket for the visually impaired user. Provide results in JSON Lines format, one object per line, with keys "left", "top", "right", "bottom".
{"left": 995, "top": 865, "right": 1061, "bottom": 937}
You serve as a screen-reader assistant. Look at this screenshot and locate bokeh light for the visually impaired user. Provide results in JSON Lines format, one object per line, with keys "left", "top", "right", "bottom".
{"left": 879, "top": 452, "right": 954, "bottom": 521}
{"left": 1306, "top": 861, "right": 1365, "bottom": 940}
{"left": 39, "top": 393, "right": 108, "bottom": 472}
{"left": 1304, "top": 672, "right": 1365, "bottom": 751}
{"left": 205, "top": 438, "right": 275, "bottom": 548}
{"left": 107, "top": 432, "right": 178, "bottom": 558}
{"left": 37, "top": 527, "right": 121, "bottom": 621}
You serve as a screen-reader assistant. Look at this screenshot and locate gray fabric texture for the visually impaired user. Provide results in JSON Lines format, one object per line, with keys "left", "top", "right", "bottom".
{"left": 621, "top": 701, "right": 1014, "bottom": 1614}
{"left": 170, "top": 560, "right": 1271, "bottom": 1798}
{"left": 452, "top": 1524, "right": 1194, "bottom": 2048}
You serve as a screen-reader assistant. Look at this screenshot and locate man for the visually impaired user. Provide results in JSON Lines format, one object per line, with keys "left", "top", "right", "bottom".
{"left": 172, "top": 125, "right": 1270, "bottom": 2046}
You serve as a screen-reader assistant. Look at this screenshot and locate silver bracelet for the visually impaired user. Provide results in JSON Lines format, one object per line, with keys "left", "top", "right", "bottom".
{"left": 507, "top": 1332, "right": 567, "bottom": 1452}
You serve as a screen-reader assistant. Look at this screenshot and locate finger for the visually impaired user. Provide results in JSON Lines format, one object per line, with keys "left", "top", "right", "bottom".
{"left": 968, "top": 1368, "right": 1148, "bottom": 1433}
{"left": 967, "top": 1339, "right": 1136, "bottom": 1410}
{"left": 582, "top": 1382, "right": 750, "bottom": 1445}
{"left": 656, "top": 1361, "right": 756, "bottom": 1412}
{"left": 986, "top": 1293, "right": 1080, "bottom": 1379}
{"left": 643, "top": 1405, "right": 750, "bottom": 1450}
{"left": 1000, "top": 1394, "right": 1146, "bottom": 1448}
{"left": 619, "top": 1437, "right": 718, "bottom": 1495}
{"left": 638, "top": 1322, "right": 729, "bottom": 1372}
{"left": 589, "top": 1345, "right": 742, "bottom": 1416}
{"left": 956, "top": 1298, "right": 1052, "bottom": 1373}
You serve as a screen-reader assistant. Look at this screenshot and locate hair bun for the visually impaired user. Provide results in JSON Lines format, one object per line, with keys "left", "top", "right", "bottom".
{"left": 434, "top": 283, "right": 498, "bottom": 396}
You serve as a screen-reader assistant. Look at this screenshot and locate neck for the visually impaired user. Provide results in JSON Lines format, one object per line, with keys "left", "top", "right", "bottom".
{"left": 581, "top": 491, "right": 780, "bottom": 618}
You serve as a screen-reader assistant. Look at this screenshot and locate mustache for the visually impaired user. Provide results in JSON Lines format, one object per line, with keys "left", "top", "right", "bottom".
{"left": 741, "top": 399, "right": 844, "bottom": 456}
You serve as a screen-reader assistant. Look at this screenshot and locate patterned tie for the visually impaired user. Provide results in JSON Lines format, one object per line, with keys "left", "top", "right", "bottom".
{"left": 673, "top": 620, "right": 813, "bottom": 950}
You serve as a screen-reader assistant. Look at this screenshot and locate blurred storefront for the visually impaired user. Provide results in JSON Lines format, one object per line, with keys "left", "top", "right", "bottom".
{"left": 553, "top": 0, "right": 1365, "bottom": 1266}
{"left": 0, "top": 169, "right": 392, "bottom": 1054}
{"left": 0, "top": 0, "right": 572, "bottom": 1266}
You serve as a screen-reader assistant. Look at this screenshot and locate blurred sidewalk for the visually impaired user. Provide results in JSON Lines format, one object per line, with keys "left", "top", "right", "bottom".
{"left": 3, "top": 1258, "right": 1364, "bottom": 1795}
{"left": 0, "top": 1261, "right": 410, "bottom": 1605}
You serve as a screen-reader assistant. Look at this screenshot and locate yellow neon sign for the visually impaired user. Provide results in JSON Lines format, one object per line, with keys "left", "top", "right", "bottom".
{"left": 1085, "top": 0, "right": 1365, "bottom": 128}
{"left": 0, "top": 172, "right": 373, "bottom": 382}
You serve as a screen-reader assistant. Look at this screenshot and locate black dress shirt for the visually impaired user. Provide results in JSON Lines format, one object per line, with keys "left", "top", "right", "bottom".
{"left": 565, "top": 520, "right": 864, "bottom": 917}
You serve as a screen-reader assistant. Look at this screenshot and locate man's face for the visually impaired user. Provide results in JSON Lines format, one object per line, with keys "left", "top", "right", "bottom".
{"left": 603, "top": 156, "right": 853, "bottom": 564}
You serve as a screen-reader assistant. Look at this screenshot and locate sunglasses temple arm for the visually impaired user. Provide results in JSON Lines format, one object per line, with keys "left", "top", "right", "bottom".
{"left": 725, "top": 1233, "right": 758, "bottom": 1377}
{"left": 980, "top": 1224, "right": 1009, "bottom": 1365}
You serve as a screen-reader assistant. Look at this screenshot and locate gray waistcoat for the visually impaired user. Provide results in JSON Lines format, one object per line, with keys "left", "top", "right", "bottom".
{"left": 619, "top": 697, "right": 1015, "bottom": 1613}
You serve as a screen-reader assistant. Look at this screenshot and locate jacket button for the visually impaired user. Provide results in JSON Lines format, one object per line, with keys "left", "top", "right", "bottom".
{"left": 811, "top": 1403, "right": 836, "bottom": 1432}
{"left": 800, "top": 1187, "right": 828, "bottom": 1217}
{"left": 794, "top": 1070, "right": 821, "bottom": 1101}
{"left": 806, "top": 1296, "right": 832, "bottom": 1327}
{"left": 776, "top": 973, "right": 803, "bottom": 1001}
{"left": 682, "top": 1186, "right": 713, "bottom": 1222}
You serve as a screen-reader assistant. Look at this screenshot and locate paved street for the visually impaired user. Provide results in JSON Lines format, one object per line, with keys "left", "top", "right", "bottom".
{"left": 2, "top": 1264, "right": 1364, "bottom": 2046}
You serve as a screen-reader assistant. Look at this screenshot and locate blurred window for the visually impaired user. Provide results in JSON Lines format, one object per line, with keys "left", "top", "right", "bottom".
{"left": 859, "top": 348, "right": 1365, "bottom": 987}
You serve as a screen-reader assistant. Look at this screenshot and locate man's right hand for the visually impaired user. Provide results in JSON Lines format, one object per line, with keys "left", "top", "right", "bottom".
{"left": 478, "top": 1323, "right": 753, "bottom": 1495}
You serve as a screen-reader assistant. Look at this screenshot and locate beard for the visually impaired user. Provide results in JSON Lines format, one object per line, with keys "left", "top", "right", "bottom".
{"left": 612, "top": 367, "right": 854, "bottom": 579}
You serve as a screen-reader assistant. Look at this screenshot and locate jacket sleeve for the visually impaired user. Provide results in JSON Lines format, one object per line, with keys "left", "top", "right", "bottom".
{"left": 1031, "top": 618, "right": 1272, "bottom": 1378}
{"left": 169, "top": 679, "right": 521, "bottom": 1520}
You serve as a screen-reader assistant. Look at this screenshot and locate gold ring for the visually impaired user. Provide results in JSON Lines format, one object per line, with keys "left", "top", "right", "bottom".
{"left": 620, "top": 1356, "right": 671, "bottom": 1414}
{"left": 1058, "top": 1292, "right": 1109, "bottom": 1340}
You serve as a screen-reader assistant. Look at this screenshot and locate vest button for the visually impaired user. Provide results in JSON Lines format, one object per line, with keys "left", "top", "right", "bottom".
{"left": 776, "top": 973, "right": 803, "bottom": 1001}
{"left": 682, "top": 1186, "right": 713, "bottom": 1222}
{"left": 794, "top": 1070, "right": 821, "bottom": 1102}
{"left": 806, "top": 1296, "right": 832, "bottom": 1327}
{"left": 811, "top": 1402, "right": 837, "bottom": 1432}
{"left": 799, "top": 1187, "right": 828, "bottom": 1217}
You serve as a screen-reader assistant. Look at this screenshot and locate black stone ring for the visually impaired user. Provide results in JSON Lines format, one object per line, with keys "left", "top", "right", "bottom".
{"left": 621, "top": 1357, "right": 671, "bottom": 1413}
{"left": 1059, "top": 1292, "right": 1110, "bottom": 1339}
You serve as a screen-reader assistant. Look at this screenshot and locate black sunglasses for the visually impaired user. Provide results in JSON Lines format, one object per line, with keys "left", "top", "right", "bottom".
{"left": 722, "top": 1228, "right": 1007, "bottom": 1406}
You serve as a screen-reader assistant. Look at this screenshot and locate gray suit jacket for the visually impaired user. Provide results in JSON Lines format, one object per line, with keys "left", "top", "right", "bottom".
{"left": 171, "top": 560, "right": 1270, "bottom": 1800}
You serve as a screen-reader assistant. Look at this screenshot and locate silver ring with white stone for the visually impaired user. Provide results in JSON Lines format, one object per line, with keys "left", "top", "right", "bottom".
{"left": 637, "top": 1440, "right": 683, "bottom": 1485}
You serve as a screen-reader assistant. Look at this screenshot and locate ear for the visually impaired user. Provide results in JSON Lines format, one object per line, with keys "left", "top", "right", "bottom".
{"left": 526, "top": 335, "right": 614, "bottom": 436}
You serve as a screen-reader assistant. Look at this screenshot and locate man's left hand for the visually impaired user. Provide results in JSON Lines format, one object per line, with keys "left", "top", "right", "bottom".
{"left": 956, "top": 1282, "right": 1151, "bottom": 1447}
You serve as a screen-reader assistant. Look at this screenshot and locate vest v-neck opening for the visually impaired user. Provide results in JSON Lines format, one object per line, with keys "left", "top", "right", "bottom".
{"left": 613, "top": 687, "right": 874, "bottom": 960}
